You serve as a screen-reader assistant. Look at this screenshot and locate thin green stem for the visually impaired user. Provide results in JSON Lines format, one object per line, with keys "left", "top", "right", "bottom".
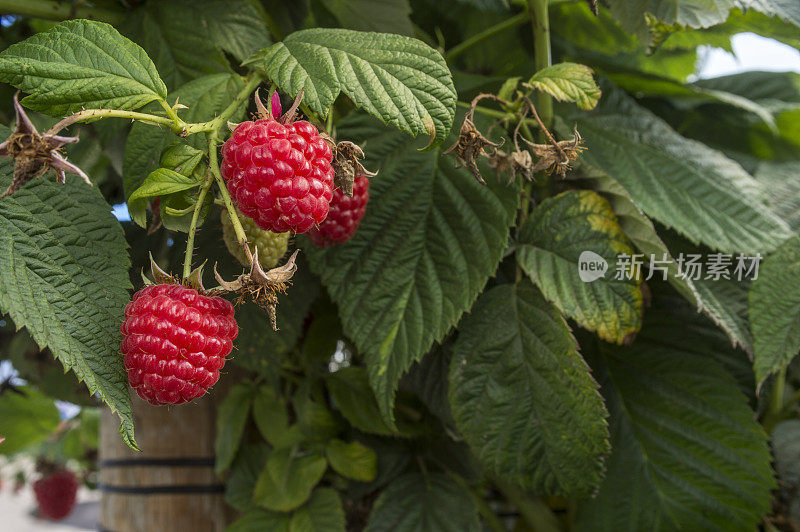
{"left": 444, "top": 11, "right": 529, "bottom": 63}
{"left": 530, "top": 0, "right": 553, "bottom": 130}
{"left": 45, "top": 109, "right": 177, "bottom": 137}
{"left": 182, "top": 173, "right": 214, "bottom": 279}
{"left": 158, "top": 99, "right": 189, "bottom": 134}
{"left": 209, "top": 134, "right": 253, "bottom": 265}
{"left": 451, "top": 475, "right": 506, "bottom": 532}
{"left": 262, "top": 10, "right": 284, "bottom": 41}
{"left": 0, "top": 0, "right": 125, "bottom": 24}
{"left": 186, "top": 73, "right": 263, "bottom": 135}
{"left": 763, "top": 367, "right": 788, "bottom": 434}
{"left": 492, "top": 476, "right": 561, "bottom": 532}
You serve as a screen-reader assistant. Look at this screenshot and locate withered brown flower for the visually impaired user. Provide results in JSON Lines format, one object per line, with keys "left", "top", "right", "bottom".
{"left": 214, "top": 249, "right": 299, "bottom": 331}
{"left": 0, "top": 93, "right": 91, "bottom": 198}
{"left": 444, "top": 93, "right": 505, "bottom": 185}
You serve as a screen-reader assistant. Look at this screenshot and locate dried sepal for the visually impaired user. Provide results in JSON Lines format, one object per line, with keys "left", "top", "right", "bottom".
{"left": 1, "top": 93, "right": 91, "bottom": 198}
{"left": 519, "top": 98, "right": 586, "bottom": 178}
{"left": 489, "top": 148, "right": 535, "bottom": 183}
{"left": 212, "top": 249, "right": 300, "bottom": 330}
{"left": 444, "top": 93, "right": 505, "bottom": 185}
{"left": 254, "top": 88, "right": 270, "bottom": 120}
{"left": 148, "top": 253, "right": 177, "bottom": 285}
{"left": 330, "top": 140, "right": 377, "bottom": 196}
{"left": 519, "top": 126, "right": 586, "bottom": 177}
{"left": 185, "top": 261, "right": 208, "bottom": 291}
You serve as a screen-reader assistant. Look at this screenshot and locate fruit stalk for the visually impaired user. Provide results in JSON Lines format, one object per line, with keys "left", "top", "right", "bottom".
{"left": 209, "top": 134, "right": 253, "bottom": 266}
{"left": 182, "top": 172, "right": 214, "bottom": 279}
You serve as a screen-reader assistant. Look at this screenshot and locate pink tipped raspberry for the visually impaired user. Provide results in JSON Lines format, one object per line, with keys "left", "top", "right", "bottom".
{"left": 120, "top": 284, "right": 238, "bottom": 406}
{"left": 33, "top": 470, "right": 78, "bottom": 520}
{"left": 220, "top": 94, "right": 334, "bottom": 234}
{"left": 308, "top": 176, "right": 370, "bottom": 247}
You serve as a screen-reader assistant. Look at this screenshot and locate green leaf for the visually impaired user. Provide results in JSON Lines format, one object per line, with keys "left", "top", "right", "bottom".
{"left": 575, "top": 85, "right": 791, "bottom": 254}
{"left": 0, "top": 142, "right": 135, "bottom": 448}
{"left": 128, "top": 168, "right": 205, "bottom": 228}
{"left": 661, "top": 230, "right": 755, "bottom": 354}
{"left": 528, "top": 62, "right": 601, "bottom": 110}
{"left": 306, "top": 116, "right": 519, "bottom": 423}
{"left": 260, "top": 29, "right": 456, "bottom": 148}
{"left": 326, "top": 367, "right": 395, "bottom": 436}
{"left": 318, "top": 0, "right": 414, "bottom": 35}
{"left": 122, "top": 0, "right": 270, "bottom": 90}
{"left": 566, "top": 164, "right": 699, "bottom": 305}
{"left": 123, "top": 73, "right": 245, "bottom": 205}
{"left": 0, "top": 386, "right": 60, "bottom": 455}
{"left": 604, "top": 0, "right": 732, "bottom": 44}
{"left": 289, "top": 488, "right": 346, "bottom": 532}
{"left": 773, "top": 419, "right": 800, "bottom": 523}
{"left": 517, "top": 189, "right": 643, "bottom": 344}
{"left": 736, "top": 0, "right": 800, "bottom": 27}
{"left": 754, "top": 161, "right": 800, "bottom": 233}
{"left": 576, "top": 291, "right": 774, "bottom": 531}
{"left": 749, "top": 235, "right": 800, "bottom": 384}
{"left": 296, "top": 395, "right": 343, "bottom": 443}
{"left": 228, "top": 509, "right": 291, "bottom": 532}
{"left": 0, "top": 20, "right": 167, "bottom": 115}
{"left": 365, "top": 473, "right": 480, "bottom": 532}
{"left": 226, "top": 443, "right": 270, "bottom": 512}
{"left": 215, "top": 383, "right": 255, "bottom": 474}
{"left": 449, "top": 283, "right": 609, "bottom": 496}
{"left": 253, "top": 448, "right": 328, "bottom": 512}
{"left": 325, "top": 439, "right": 378, "bottom": 482}
{"left": 160, "top": 143, "right": 205, "bottom": 177}
{"left": 252, "top": 385, "right": 290, "bottom": 447}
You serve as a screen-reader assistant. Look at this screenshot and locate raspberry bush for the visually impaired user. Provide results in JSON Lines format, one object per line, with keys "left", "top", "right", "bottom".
{"left": 0, "top": 1, "right": 798, "bottom": 530}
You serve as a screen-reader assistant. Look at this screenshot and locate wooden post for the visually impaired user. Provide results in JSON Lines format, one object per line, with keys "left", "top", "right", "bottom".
{"left": 98, "top": 389, "right": 233, "bottom": 532}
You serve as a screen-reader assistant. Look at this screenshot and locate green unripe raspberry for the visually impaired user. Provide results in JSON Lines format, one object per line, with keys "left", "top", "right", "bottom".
{"left": 220, "top": 209, "right": 290, "bottom": 268}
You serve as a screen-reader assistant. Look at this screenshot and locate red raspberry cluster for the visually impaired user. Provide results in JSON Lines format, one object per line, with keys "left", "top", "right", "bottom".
{"left": 308, "top": 175, "right": 370, "bottom": 247}
{"left": 221, "top": 118, "right": 334, "bottom": 234}
{"left": 33, "top": 470, "right": 78, "bottom": 520}
{"left": 120, "top": 284, "right": 237, "bottom": 406}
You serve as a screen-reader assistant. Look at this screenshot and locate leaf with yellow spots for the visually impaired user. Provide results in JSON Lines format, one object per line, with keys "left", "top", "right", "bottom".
{"left": 517, "top": 190, "right": 643, "bottom": 344}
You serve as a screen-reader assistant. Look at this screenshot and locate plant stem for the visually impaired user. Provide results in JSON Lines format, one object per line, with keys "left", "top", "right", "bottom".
{"left": 186, "top": 73, "right": 263, "bottom": 135}
{"left": 492, "top": 476, "right": 561, "bottom": 532}
{"left": 261, "top": 10, "right": 284, "bottom": 41}
{"left": 450, "top": 474, "right": 505, "bottom": 532}
{"left": 208, "top": 135, "right": 253, "bottom": 265}
{"left": 45, "top": 108, "right": 177, "bottom": 137}
{"left": 182, "top": 173, "right": 214, "bottom": 279}
{"left": 530, "top": 0, "right": 553, "bottom": 130}
{"left": 763, "top": 367, "right": 788, "bottom": 434}
{"left": 159, "top": 99, "right": 189, "bottom": 135}
{"left": 444, "top": 11, "right": 529, "bottom": 63}
{"left": 0, "top": 0, "right": 125, "bottom": 24}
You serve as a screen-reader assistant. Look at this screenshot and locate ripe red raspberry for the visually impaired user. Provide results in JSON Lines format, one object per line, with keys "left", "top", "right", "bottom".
{"left": 220, "top": 109, "right": 334, "bottom": 234}
{"left": 33, "top": 470, "right": 78, "bottom": 520}
{"left": 120, "top": 284, "right": 237, "bottom": 406}
{"left": 308, "top": 176, "right": 370, "bottom": 247}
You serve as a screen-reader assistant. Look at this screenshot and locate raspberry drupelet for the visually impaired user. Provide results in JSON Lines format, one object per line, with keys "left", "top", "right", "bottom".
{"left": 120, "top": 284, "right": 238, "bottom": 406}
{"left": 308, "top": 175, "right": 370, "bottom": 247}
{"left": 220, "top": 93, "right": 334, "bottom": 234}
